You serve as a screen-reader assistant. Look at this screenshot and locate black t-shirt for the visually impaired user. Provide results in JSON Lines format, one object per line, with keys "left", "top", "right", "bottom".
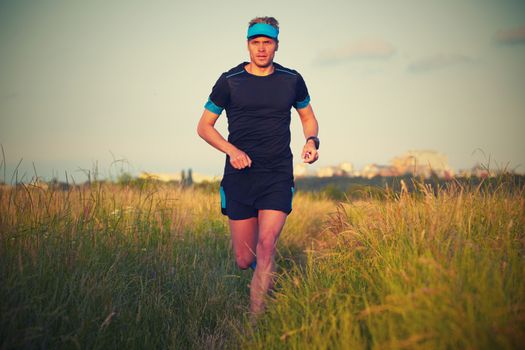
{"left": 204, "top": 62, "right": 310, "bottom": 176}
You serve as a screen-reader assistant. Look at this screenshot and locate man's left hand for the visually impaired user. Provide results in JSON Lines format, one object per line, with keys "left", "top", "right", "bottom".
{"left": 301, "top": 140, "right": 319, "bottom": 164}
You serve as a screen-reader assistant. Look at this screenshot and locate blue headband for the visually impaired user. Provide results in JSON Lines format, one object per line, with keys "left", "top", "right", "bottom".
{"left": 247, "top": 23, "right": 279, "bottom": 40}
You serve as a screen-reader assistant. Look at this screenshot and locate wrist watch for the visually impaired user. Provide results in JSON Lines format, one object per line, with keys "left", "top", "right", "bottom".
{"left": 306, "top": 136, "right": 320, "bottom": 150}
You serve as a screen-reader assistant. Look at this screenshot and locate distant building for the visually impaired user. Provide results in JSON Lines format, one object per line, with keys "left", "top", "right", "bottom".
{"left": 390, "top": 150, "right": 454, "bottom": 178}
{"left": 314, "top": 162, "right": 354, "bottom": 178}
{"left": 295, "top": 151, "right": 461, "bottom": 179}
{"left": 339, "top": 162, "right": 353, "bottom": 175}
{"left": 316, "top": 166, "right": 336, "bottom": 177}
{"left": 458, "top": 163, "right": 491, "bottom": 178}
{"left": 34, "top": 179, "right": 50, "bottom": 189}
{"left": 139, "top": 171, "right": 216, "bottom": 183}
{"left": 361, "top": 164, "right": 397, "bottom": 179}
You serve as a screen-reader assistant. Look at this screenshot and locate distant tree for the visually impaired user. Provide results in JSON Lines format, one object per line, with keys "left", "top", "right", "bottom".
{"left": 48, "top": 177, "right": 70, "bottom": 191}
{"left": 117, "top": 172, "right": 133, "bottom": 186}
{"left": 181, "top": 170, "right": 186, "bottom": 187}
{"left": 187, "top": 168, "right": 193, "bottom": 186}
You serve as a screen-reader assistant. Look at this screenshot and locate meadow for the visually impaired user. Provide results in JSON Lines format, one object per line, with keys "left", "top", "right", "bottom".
{"left": 0, "top": 177, "right": 523, "bottom": 349}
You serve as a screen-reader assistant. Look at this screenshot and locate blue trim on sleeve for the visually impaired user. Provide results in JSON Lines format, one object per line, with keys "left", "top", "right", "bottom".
{"left": 226, "top": 70, "right": 245, "bottom": 79}
{"left": 290, "top": 187, "right": 295, "bottom": 209}
{"left": 204, "top": 98, "right": 224, "bottom": 115}
{"left": 294, "top": 95, "right": 311, "bottom": 109}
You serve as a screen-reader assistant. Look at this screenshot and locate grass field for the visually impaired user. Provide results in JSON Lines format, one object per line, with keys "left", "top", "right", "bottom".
{"left": 1, "top": 178, "right": 524, "bottom": 349}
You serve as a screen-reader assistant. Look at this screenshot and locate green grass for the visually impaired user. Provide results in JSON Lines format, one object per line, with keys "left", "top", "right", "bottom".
{"left": 0, "top": 183, "right": 249, "bottom": 348}
{"left": 243, "top": 182, "right": 525, "bottom": 349}
{"left": 1, "top": 179, "right": 524, "bottom": 349}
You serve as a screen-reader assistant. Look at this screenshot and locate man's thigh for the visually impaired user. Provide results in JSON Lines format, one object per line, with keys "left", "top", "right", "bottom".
{"left": 257, "top": 209, "right": 288, "bottom": 247}
{"left": 229, "top": 217, "right": 258, "bottom": 258}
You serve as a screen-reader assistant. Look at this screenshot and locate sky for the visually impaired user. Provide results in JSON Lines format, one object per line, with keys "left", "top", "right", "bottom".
{"left": 1, "top": 0, "right": 524, "bottom": 182}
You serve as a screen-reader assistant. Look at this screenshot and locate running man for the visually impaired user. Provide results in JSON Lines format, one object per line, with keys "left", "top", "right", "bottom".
{"left": 197, "top": 16, "right": 320, "bottom": 315}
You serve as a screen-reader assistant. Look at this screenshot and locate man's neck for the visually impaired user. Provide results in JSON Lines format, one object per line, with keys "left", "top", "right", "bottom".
{"left": 246, "top": 62, "right": 274, "bottom": 76}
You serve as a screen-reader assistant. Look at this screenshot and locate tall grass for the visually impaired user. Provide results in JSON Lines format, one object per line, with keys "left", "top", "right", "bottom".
{"left": 0, "top": 182, "right": 237, "bottom": 348}
{"left": 0, "top": 181, "right": 333, "bottom": 349}
{"left": 1, "top": 178, "right": 523, "bottom": 349}
{"left": 243, "top": 181, "right": 525, "bottom": 349}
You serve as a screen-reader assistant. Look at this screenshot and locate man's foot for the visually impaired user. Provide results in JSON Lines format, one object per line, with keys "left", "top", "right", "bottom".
{"left": 250, "top": 300, "right": 265, "bottom": 317}
{"left": 249, "top": 311, "right": 260, "bottom": 327}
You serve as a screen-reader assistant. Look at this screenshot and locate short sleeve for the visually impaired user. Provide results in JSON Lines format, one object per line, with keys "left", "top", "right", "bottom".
{"left": 293, "top": 74, "right": 311, "bottom": 109}
{"left": 204, "top": 74, "right": 230, "bottom": 115}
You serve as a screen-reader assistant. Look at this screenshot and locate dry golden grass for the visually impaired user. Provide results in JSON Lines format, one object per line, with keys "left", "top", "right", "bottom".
{"left": 1, "top": 179, "right": 524, "bottom": 349}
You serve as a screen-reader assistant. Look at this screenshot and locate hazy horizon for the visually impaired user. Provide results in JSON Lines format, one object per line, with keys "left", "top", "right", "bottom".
{"left": 0, "top": 147, "right": 518, "bottom": 184}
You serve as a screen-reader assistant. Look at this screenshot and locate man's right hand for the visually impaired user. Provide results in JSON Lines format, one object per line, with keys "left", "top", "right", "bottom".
{"left": 228, "top": 148, "right": 252, "bottom": 169}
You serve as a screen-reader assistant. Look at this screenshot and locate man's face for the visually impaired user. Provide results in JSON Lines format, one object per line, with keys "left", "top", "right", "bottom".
{"left": 247, "top": 36, "right": 278, "bottom": 68}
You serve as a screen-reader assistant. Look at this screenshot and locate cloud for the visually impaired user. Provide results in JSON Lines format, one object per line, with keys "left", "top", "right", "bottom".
{"left": 316, "top": 38, "right": 396, "bottom": 65}
{"left": 407, "top": 54, "right": 475, "bottom": 73}
{"left": 494, "top": 25, "right": 525, "bottom": 45}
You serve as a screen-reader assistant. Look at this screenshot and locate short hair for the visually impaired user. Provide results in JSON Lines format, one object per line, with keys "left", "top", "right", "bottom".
{"left": 248, "top": 17, "right": 279, "bottom": 30}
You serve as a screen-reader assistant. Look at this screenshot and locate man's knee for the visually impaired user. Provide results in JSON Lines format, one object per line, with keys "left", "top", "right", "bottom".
{"left": 235, "top": 254, "right": 255, "bottom": 270}
{"left": 257, "top": 234, "right": 277, "bottom": 256}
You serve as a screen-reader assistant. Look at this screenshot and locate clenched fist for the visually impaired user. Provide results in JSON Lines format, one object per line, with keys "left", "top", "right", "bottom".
{"left": 228, "top": 148, "right": 252, "bottom": 169}
{"left": 302, "top": 140, "right": 319, "bottom": 164}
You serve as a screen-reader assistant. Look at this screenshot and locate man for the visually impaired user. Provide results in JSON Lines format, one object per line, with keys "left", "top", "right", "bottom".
{"left": 197, "top": 16, "right": 320, "bottom": 315}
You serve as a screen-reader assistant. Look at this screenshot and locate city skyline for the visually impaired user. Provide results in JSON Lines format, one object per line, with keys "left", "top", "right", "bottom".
{"left": 134, "top": 148, "right": 516, "bottom": 186}
{"left": 0, "top": 146, "right": 513, "bottom": 184}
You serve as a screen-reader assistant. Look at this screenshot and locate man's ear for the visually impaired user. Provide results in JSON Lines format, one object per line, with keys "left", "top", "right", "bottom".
{"left": 275, "top": 41, "right": 279, "bottom": 51}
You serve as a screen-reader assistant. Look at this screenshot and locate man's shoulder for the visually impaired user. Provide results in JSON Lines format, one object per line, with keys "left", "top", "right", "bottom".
{"left": 220, "top": 63, "right": 246, "bottom": 79}
{"left": 273, "top": 63, "right": 301, "bottom": 77}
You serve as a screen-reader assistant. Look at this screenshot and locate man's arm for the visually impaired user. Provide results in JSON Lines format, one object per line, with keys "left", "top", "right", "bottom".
{"left": 297, "top": 104, "right": 319, "bottom": 164}
{"left": 197, "top": 109, "right": 252, "bottom": 169}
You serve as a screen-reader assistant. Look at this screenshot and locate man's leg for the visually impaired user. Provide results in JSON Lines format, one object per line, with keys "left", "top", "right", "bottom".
{"left": 250, "top": 209, "right": 287, "bottom": 314}
{"left": 229, "top": 218, "right": 258, "bottom": 269}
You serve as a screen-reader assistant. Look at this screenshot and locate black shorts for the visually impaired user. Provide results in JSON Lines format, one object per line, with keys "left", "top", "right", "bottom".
{"left": 219, "top": 172, "right": 295, "bottom": 220}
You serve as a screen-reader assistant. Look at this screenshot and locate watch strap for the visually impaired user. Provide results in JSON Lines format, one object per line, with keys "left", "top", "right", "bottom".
{"left": 306, "top": 136, "right": 320, "bottom": 149}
